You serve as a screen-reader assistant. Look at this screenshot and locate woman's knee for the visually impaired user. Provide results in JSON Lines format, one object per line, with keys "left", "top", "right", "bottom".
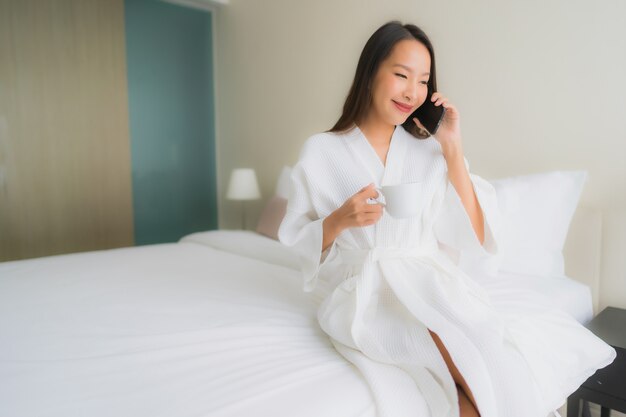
{"left": 457, "top": 384, "right": 480, "bottom": 417}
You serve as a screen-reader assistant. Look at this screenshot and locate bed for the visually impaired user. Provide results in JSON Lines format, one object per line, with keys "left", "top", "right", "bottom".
{"left": 0, "top": 169, "right": 599, "bottom": 416}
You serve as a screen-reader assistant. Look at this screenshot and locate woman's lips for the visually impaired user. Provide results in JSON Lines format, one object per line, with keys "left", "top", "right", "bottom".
{"left": 393, "top": 100, "right": 413, "bottom": 113}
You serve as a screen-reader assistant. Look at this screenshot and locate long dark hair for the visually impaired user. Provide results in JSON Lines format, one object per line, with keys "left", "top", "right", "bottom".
{"left": 326, "top": 21, "right": 437, "bottom": 139}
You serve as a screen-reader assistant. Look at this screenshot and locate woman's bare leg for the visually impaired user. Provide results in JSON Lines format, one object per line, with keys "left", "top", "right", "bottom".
{"left": 429, "top": 329, "right": 480, "bottom": 412}
{"left": 457, "top": 384, "right": 480, "bottom": 417}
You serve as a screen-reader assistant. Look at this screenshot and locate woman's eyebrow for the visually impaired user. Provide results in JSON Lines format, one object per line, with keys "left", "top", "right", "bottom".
{"left": 392, "top": 64, "right": 429, "bottom": 75}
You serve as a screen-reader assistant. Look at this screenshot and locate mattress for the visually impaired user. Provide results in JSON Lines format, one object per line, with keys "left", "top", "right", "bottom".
{"left": 0, "top": 230, "right": 594, "bottom": 417}
{"left": 0, "top": 241, "right": 375, "bottom": 417}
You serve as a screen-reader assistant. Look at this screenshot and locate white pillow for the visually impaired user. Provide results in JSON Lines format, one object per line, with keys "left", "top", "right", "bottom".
{"left": 490, "top": 170, "right": 588, "bottom": 277}
{"left": 274, "top": 166, "right": 292, "bottom": 199}
{"left": 180, "top": 230, "right": 299, "bottom": 271}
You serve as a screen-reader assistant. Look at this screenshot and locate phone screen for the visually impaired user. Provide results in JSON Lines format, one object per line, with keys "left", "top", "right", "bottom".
{"left": 406, "top": 91, "right": 446, "bottom": 135}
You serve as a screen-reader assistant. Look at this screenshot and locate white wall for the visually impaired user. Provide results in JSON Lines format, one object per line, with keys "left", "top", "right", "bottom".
{"left": 213, "top": 0, "right": 626, "bottom": 311}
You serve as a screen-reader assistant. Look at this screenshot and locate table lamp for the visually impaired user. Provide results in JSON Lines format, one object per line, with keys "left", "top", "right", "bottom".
{"left": 226, "top": 168, "right": 261, "bottom": 230}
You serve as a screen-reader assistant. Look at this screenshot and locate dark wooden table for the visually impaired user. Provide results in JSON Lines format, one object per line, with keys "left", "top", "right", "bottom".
{"left": 567, "top": 306, "right": 626, "bottom": 417}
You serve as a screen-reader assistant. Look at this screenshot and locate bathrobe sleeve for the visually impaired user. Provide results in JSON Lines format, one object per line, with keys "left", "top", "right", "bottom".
{"left": 277, "top": 159, "right": 340, "bottom": 293}
{"left": 433, "top": 156, "right": 501, "bottom": 277}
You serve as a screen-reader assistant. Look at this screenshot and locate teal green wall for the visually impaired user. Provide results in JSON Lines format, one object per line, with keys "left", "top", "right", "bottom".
{"left": 124, "top": 0, "right": 217, "bottom": 245}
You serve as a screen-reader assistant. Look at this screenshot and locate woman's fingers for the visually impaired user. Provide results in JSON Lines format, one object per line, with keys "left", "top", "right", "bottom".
{"left": 356, "top": 183, "right": 380, "bottom": 200}
{"left": 362, "top": 210, "right": 383, "bottom": 224}
{"left": 430, "top": 92, "right": 449, "bottom": 107}
{"left": 434, "top": 96, "right": 447, "bottom": 106}
{"left": 362, "top": 202, "right": 383, "bottom": 213}
{"left": 349, "top": 183, "right": 385, "bottom": 227}
{"left": 358, "top": 183, "right": 375, "bottom": 195}
{"left": 413, "top": 117, "right": 427, "bottom": 131}
{"left": 350, "top": 209, "right": 381, "bottom": 226}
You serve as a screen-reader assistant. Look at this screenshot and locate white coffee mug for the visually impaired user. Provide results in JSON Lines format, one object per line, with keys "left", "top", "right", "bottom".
{"left": 368, "top": 181, "right": 426, "bottom": 219}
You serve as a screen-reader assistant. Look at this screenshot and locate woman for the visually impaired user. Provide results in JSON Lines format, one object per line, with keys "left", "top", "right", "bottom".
{"left": 278, "top": 21, "right": 615, "bottom": 417}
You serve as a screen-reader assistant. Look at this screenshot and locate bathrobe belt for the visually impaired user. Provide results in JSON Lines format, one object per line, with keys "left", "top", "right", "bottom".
{"left": 335, "top": 243, "right": 502, "bottom": 343}
{"left": 337, "top": 243, "right": 439, "bottom": 265}
{"left": 336, "top": 243, "right": 491, "bottom": 307}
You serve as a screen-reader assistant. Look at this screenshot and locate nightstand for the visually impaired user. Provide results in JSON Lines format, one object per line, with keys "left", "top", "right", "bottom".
{"left": 567, "top": 307, "right": 626, "bottom": 417}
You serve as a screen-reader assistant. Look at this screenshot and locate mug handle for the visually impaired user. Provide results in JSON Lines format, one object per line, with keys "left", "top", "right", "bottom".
{"left": 367, "top": 187, "right": 386, "bottom": 206}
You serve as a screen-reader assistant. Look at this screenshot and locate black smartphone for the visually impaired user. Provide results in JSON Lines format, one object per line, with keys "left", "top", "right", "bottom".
{"left": 406, "top": 91, "right": 446, "bottom": 135}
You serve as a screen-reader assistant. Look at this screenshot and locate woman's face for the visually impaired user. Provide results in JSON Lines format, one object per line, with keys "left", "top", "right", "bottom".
{"left": 368, "top": 39, "right": 431, "bottom": 127}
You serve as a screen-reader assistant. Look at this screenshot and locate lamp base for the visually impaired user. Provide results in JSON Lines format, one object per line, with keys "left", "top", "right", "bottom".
{"left": 241, "top": 200, "right": 246, "bottom": 230}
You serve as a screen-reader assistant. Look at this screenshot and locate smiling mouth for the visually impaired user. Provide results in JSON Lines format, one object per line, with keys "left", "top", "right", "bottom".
{"left": 392, "top": 100, "right": 413, "bottom": 112}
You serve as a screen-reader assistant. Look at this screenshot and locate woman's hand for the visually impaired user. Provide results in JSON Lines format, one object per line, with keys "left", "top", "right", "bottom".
{"left": 322, "top": 183, "right": 382, "bottom": 251}
{"left": 413, "top": 92, "right": 463, "bottom": 156}
{"left": 328, "top": 183, "right": 383, "bottom": 232}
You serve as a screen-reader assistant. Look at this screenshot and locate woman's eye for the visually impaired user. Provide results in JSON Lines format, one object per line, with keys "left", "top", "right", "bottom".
{"left": 395, "top": 73, "right": 428, "bottom": 85}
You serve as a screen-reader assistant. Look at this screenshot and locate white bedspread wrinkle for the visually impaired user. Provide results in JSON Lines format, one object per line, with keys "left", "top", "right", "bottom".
{"left": 339, "top": 244, "right": 438, "bottom": 264}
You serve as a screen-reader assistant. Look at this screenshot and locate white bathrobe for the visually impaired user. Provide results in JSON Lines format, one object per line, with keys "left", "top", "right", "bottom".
{"left": 277, "top": 123, "right": 616, "bottom": 417}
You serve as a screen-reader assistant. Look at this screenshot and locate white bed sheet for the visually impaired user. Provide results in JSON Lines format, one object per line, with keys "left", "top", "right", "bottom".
{"left": 0, "top": 242, "right": 374, "bottom": 417}
{"left": 0, "top": 230, "right": 595, "bottom": 417}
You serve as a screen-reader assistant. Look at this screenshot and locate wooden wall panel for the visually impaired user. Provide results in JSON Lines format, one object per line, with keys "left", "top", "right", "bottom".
{"left": 0, "top": 0, "right": 134, "bottom": 261}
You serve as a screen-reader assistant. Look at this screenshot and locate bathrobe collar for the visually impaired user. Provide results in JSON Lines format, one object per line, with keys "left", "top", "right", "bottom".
{"left": 346, "top": 123, "right": 409, "bottom": 186}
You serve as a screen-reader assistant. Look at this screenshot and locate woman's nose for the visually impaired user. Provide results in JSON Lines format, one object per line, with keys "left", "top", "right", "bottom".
{"left": 404, "top": 84, "right": 420, "bottom": 105}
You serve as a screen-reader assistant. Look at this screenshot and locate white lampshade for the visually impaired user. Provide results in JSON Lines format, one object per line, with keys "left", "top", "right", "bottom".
{"left": 226, "top": 168, "right": 261, "bottom": 200}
